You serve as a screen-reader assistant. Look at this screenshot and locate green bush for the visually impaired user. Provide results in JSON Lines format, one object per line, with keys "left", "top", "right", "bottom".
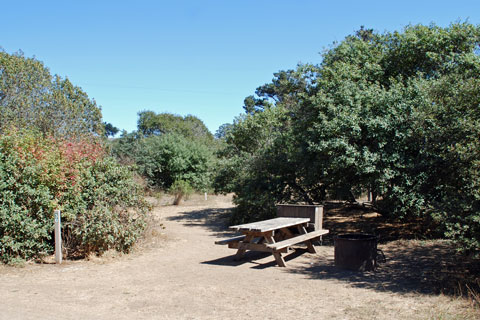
{"left": 0, "top": 130, "right": 149, "bottom": 263}
{"left": 60, "top": 157, "right": 150, "bottom": 256}
{"left": 168, "top": 180, "right": 193, "bottom": 205}
{"left": 135, "top": 133, "right": 214, "bottom": 191}
{"left": 0, "top": 150, "right": 53, "bottom": 262}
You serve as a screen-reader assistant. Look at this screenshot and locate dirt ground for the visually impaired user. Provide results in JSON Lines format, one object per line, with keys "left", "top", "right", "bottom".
{"left": 0, "top": 194, "right": 478, "bottom": 320}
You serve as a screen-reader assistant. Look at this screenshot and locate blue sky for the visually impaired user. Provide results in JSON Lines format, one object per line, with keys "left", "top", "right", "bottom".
{"left": 2, "top": 1, "right": 480, "bottom": 134}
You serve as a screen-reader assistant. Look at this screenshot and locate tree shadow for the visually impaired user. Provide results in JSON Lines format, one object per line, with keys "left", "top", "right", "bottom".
{"left": 289, "top": 241, "right": 480, "bottom": 298}
{"left": 166, "top": 207, "right": 235, "bottom": 237}
{"left": 202, "top": 248, "right": 309, "bottom": 269}
{"left": 168, "top": 204, "right": 479, "bottom": 299}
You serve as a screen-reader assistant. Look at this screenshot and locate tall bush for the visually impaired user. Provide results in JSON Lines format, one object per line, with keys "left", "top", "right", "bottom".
{"left": 135, "top": 133, "right": 214, "bottom": 191}
{"left": 0, "top": 130, "right": 149, "bottom": 263}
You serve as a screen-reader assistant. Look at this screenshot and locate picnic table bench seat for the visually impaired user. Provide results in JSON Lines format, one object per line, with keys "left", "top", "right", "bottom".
{"left": 266, "top": 229, "right": 329, "bottom": 251}
{"left": 214, "top": 235, "right": 246, "bottom": 245}
{"left": 215, "top": 235, "right": 263, "bottom": 249}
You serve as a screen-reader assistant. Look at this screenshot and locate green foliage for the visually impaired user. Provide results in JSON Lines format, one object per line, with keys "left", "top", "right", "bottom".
{"left": 110, "top": 130, "right": 143, "bottom": 164}
{"left": 0, "top": 130, "right": 149, "bottom": 263}
{"left": 137, "top": 111, "right": 213, "bottom": 142}
{"left": 0, "top": 50, "right": 150, "bottom": 263}
{"left": 168, "top": 180, "right": 194, "bottom": 205}
{"left": 214, "top": 107, "right": 294, "bottom": 223}
{"left": 214, "top": 123, "right": 234, "bottom": 140}
{"left": 135, "top": 133, "right": 214, "bottom": 191}
{"left": 104, "top": 122, "right": 119, "bottom": 137}
{"left": 112, "top": 111, "right": 218, "bottom": 193}
{"left": 0, "top": 51, "right": 103, "bottom": 137}
{"left": 60, "top": 157, "right": 149, "bottom": 256}
{"left": 0, "top": 137, "right": 55, "bottom": 262}
{"left": 216, "top": 22, "right": 480, "bottom": 253}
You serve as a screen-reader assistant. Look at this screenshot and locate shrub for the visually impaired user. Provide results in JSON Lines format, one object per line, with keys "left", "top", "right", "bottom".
{"left": 60, "top": 157, "right": 150, "bottom": 256}
{"left": 135, "top": 133, "right": 214, "bottom": 191}
{"left": 0, "top": 130, "right": 149, "bottom": 263}
{"left": 168, "top": 180, "right": 193, "bottom": 205}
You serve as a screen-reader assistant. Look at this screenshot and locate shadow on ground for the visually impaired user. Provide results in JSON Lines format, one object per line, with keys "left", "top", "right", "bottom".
{"left": 202, "top": 249, "right": 309, "bottom": 270}
{"left": 168, "top": 204, "right": 480, "bottom": 299}
{"left": 166, "top": 207, "right": 234, "bottom": 237}
{"left": 289, "top": 240, "right": 480, "bottom": 298}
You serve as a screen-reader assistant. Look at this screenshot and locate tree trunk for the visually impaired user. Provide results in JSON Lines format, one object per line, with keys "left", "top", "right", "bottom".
{"left": 173, "top": 193, "right": 183, "bottom": 205}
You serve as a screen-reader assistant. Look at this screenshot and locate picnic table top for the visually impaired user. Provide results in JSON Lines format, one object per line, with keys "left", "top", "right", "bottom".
{"left": 229, "top": 217, "right": 310, "bottom": 233}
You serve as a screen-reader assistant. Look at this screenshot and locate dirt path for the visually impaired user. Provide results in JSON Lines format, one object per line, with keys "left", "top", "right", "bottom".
{"left": 0, "top": 195, "right": 476, "bottom": 319}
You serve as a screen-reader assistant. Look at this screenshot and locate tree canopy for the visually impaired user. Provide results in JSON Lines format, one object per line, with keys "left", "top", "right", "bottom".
{"left": 215, "top": 22, "right": 480, "bottom": 254}
{"left": 0, "top": 51, "right": 103, "bottom": 137}
{"left": 104, "top": 122, "right": 119, "bottom": 137}
{"left": 135, "top": 133, "right": 213, "bottom": 191}
{"left": 111, "top": 111, "right": 217, "bottom": 192}
{"left": 137, "top": 110, "right": 213, "bottom": 142}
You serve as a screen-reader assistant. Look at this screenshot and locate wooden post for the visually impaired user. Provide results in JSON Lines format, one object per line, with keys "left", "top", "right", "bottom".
{"left": 54, "top": 210, "right": 62, "bottom": 264}
{"left": 204, "top": 192, "right": 207, "bottom": 201}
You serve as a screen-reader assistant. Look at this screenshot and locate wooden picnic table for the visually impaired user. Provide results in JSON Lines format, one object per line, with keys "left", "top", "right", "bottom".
{"left": 216, "top": 217, "right": 329, "bottom": 267}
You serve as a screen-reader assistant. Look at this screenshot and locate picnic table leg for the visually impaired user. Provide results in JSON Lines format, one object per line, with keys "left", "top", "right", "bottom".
{"left": 272, "top": 252, "right": 287, "bottom": 267}
{"left": 297, "top": 225, "right": 317, "bottom": 254}
{"left": 264, "top": 233, "right": 287, "bottom": 267}
{"left": 234, "top": 233, "right": 254, "bottom": 260}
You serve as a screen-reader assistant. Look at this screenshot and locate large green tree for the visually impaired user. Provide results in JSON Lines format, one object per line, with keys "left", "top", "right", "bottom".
{"left": 216, "top": 22, "right": 480, "bottom": 253}
{"left": 0, "top": 51, "right": 103, "bottom": 137}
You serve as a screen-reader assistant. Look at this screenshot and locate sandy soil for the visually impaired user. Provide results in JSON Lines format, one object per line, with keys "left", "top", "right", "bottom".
{"left": 0, "top": 195, "right": 477, "bottom": 320}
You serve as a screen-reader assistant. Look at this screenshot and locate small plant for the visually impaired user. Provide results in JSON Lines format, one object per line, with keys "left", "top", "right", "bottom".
{"left": 169, "top": 180, "right": 193, "bottom": 205}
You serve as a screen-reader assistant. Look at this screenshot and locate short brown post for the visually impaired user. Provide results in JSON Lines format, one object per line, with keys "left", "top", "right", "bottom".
{"left": 54, "top": 210, "right": 62, "bottom": 264}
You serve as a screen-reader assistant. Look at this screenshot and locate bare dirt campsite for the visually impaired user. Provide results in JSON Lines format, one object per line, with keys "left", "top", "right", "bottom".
{"left": 1, "top": 194, "right": 478, "bottom": 320}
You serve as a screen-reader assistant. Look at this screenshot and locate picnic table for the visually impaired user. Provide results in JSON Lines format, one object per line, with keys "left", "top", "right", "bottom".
{"left": 216, "top": 217, "right": 329, "bottom": 267}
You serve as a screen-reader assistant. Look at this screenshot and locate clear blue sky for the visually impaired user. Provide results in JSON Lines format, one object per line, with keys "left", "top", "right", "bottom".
{"left": 2, "top": 0, "right": 480, "bottom": 134}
